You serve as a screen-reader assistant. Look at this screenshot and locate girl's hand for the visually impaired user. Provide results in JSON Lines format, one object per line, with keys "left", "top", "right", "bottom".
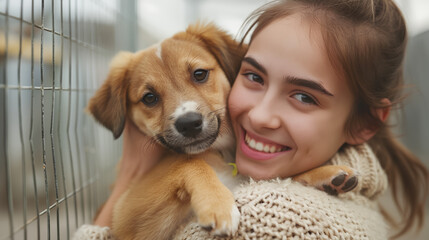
{"left": 94, "top": 118, "right": 166, "bottom": 227}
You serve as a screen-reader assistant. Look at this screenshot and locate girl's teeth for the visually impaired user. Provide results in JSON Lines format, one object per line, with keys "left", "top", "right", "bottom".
{"left": 256, "top": 142, "right": 263, "bottom": 151}
{"left": 264, "top": 145, "right": 270, "bottom": 152}
{"left": 245, "top": 133, "right": 286, "bottom": 153}
{"left": 249, "top": 139, "right": 256, "bottom": 148}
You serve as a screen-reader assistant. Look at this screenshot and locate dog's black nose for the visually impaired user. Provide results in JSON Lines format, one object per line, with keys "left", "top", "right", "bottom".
{"left": 175, "top": 112, "right": 203, "bottom": 138}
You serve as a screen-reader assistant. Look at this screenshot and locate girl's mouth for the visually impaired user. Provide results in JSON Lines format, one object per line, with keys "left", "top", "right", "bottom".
{"left": 240, "top": 128, "right": 291, "bottom": 161}
{"left": 244, "top": 133, "right": 290, "bottom": 153}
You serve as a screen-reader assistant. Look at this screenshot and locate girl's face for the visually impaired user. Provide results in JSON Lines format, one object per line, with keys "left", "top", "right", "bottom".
{"left": 228, "top": 14, "right": 356, "bottom": 180}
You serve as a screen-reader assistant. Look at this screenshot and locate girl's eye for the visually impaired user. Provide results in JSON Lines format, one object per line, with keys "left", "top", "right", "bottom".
{"left": 292, "top": 93, "right": 317, "bottom": 105}
{"left": 243, "top": 72, "right": 264, "bottom": 85}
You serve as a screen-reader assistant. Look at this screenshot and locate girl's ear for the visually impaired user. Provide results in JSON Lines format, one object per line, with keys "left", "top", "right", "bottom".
{"left": 346, "top": 98, "right": 391, "bottom": 145}
{"left": 377, "top": 98, "right": 391, "bottom": 122}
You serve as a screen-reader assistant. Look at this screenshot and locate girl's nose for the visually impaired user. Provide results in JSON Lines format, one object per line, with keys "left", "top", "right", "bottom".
{"left": 248, "top": 98, "right": 281, "bottom": 130}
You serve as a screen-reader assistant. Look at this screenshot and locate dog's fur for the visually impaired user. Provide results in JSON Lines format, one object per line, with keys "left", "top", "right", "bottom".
{"left": 88, "top": 23, "right": 245, "bottom": 240}
{"left": 88, "top": 23, "right": 357, "bottom": 240}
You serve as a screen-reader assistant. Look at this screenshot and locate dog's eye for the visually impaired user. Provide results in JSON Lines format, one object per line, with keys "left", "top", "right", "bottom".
{"left": 141, "top": 92, "right": 159, "bottom": 107}
{"left": 193, "top": 69, "right": 209, "bottom": 83}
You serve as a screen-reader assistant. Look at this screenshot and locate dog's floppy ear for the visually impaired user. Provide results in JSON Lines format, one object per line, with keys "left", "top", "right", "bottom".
{"left": 87, "top": 51, "right": 134, "bottom": 139}
{"left": 178, "top": 23, "right": 247, "bottom": 85}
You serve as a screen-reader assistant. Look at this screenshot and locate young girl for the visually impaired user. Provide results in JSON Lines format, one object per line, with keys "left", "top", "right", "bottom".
{"left": 75, "top": 0, "right": 428, "bottom": 239}
{"left": 229, "top": 0, "right": 429, "bottom": 237}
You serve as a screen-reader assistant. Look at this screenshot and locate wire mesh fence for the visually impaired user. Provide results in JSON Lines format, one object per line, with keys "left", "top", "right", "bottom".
{"left": 0, "top": 0, "right": 137, "bottom": 239}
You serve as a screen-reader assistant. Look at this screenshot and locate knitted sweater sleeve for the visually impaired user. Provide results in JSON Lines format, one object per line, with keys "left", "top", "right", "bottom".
{"left": 328, "top": 143, "right": 388, "bottom": 200}
{"left": 174, "top": 179, "right": 388, "bottom": 240}
{"left": 173, "top": 144, "right": 389, "bottom": 239}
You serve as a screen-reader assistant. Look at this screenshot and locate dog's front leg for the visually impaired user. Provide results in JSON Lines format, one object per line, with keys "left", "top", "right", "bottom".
{"left": 179, "top": 155, "right": 240, "bottom": 237}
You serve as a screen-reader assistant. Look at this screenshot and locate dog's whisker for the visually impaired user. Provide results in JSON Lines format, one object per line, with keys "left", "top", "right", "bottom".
{"left": 208, "top": 107, "right": 227, "bottom": 117}
{"left": 140, "top": 137, "right": 160, "bottom": 151}
{"left": 219, "top": 125, "right": 233, "bottom": 136}
{"left": 196, "top": 104, "right": 212, "bottom": 113}
{"left": 216, "top": 106, "right": 227, "bottom": 112}
{"left": 197, "top": 104, "right": 225, "bottom": 112}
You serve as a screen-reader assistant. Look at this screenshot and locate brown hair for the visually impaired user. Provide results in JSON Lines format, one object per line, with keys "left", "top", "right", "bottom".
{"left": 239, "top": 0, "right": 429, "bottom": 238}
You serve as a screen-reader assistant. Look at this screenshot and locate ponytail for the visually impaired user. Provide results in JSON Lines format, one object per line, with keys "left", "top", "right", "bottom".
{"left": 369, "top": 127, "right": 429, "bottom": 237}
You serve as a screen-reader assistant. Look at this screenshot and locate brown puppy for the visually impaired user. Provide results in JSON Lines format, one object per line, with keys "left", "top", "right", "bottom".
{"left": 89, "top": 23, "right": 245, "bottom": 240}
{"left": 88, "top": 23, "right": 358, "bottom": 240}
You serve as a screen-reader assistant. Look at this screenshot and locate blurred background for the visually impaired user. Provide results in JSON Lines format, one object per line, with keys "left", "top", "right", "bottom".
{"left": 0, "top": 0, "right": 428, "bottom": 239}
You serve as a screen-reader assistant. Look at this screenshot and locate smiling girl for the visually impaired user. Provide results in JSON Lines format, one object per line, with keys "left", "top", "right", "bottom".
{"left": 184, "top": 0, "right": 428, "bottom": 237}
{"left": 75, "top": 0, "right": 428, "bottom": 239}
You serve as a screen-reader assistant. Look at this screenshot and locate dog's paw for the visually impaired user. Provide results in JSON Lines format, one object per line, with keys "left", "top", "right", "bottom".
{"left": 197, "top": 202, "right": 240, "bottom": 237}
{"left": 293, "top": 165, "right": 359, "bottom": 196}
{"left": 321, "top": 167, "right": 359, "bottom": 196}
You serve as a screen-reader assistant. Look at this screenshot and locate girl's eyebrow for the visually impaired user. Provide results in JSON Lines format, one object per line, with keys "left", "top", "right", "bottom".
{"left": 243, "top": 56, "right": 334, "bottom": 97}
{"left": 285, "top": 76, "right": 334, "bottom": 97}
{"left": 242, "top": 56, "right": 267, "bottom": 75}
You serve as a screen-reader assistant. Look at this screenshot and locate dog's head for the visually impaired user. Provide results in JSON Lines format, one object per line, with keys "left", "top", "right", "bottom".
{"left": 87, "top": 23, "right": 246, "bottom": 154}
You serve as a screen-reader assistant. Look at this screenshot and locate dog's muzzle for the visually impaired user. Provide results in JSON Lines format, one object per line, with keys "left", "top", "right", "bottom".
{"left": 174, "top": 112, "right": 203, "bottom": 138}
{"left": 157, "top": 111, "right": 221, "bottom": 154}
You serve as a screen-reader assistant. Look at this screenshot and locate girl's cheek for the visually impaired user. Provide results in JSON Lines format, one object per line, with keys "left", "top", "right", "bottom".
{"left": 228, "top": 94, "right": 243, "bottom": 120}
{"left": 229, "top": 79, "right": 261, "bottom": 116}
{"left": 228, "top": 83, "right": 245, "bottom": 109}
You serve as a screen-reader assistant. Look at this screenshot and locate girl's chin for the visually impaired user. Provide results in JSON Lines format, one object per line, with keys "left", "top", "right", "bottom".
{"left": 235, "top": 157, "right": 279, "bottom": 180}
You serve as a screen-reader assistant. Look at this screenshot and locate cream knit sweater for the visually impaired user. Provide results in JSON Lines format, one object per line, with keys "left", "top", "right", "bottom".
{"left": 74, "top": 144, "right": 389, "bottom": 240}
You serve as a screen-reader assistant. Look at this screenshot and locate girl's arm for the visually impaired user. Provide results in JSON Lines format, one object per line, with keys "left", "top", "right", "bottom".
{"left": 94, "top": 118, "right": 166, "bottom": 227}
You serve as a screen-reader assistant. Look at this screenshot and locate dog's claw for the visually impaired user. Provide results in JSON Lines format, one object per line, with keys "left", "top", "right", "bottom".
{"left": 341, "top": 176, "right": 358, "bottom": 192}
{"left": 201, "top": 224, "right": 214, "bottom": 232}
{"left": 198, "top": 203, "right": 240, "bottom": 236}
{"left": 323, "top": 184, "right": 339, "bottom": 196}
{"left": 331, "top": 173, "right": 347, "bottom": 186}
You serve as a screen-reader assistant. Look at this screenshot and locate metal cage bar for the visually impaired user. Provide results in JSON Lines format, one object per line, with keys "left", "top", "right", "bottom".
{"left": 0, "top": 0, "right": 136, "bottom": 239}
